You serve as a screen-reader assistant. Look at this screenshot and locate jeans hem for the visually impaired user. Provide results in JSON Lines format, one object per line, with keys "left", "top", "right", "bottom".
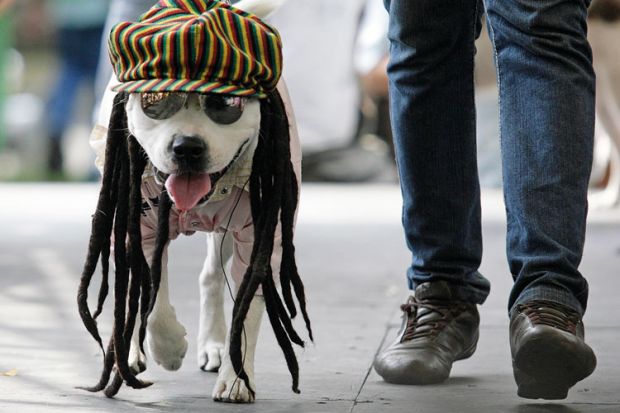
{"left": 510, "top": 285, "right": 585, "bottom": 317}
{"left": 407, "top": 273, "right": 490, "bottom": 305}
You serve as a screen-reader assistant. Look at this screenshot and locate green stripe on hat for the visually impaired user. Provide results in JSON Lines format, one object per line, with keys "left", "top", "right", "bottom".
{"left": 108, "top": 0, "right": 282, "bottom": 98}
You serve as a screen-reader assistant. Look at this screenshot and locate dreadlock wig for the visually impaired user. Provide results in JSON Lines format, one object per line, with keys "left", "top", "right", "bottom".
{"left": 78, "top": 86, "right": 312, "bottom": 397}
{"left": 78, "top": 0, "right": 311, "bottom": 399}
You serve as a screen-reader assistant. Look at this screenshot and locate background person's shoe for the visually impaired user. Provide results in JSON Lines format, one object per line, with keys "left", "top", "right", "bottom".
{"left": 301, "top": 135, "right": 393, "bottom": 183}
{"left": 510, "top": 300, "right": 597, "bottom": 400}
{"left": 374, "top": 281, "right": 480, "bottom": 385}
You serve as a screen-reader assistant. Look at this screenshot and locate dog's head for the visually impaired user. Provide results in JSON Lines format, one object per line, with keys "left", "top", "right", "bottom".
{"left": 108, "top": 0, "right": 287, "bottom": 211}
{"left": 126, "top": 92, "right": 261, "bottom": 210}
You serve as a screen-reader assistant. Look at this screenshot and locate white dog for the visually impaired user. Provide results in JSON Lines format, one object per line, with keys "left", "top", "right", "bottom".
{"left": 84, "top": 0, "right": 307, "bottom": 403}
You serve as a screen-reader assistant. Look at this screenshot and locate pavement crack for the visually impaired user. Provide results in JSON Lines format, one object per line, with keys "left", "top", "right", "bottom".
{"left": 348, "top": 324, "right": 391, "bottom": 413}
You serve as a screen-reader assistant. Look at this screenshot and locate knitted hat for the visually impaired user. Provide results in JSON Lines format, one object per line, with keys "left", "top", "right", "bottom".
{"left": 108, "top": 0, "right": 282, "bottom": 97}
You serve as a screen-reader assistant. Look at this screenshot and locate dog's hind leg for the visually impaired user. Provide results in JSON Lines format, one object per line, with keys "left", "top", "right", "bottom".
{"left": 145, "top": 244, "right": 189, "bottom": 371}
{"left": 197, "top": 232, "right": 232, "bottom": 372}
{"left": 212, "top": 296, "right": 264, "bottom": 403}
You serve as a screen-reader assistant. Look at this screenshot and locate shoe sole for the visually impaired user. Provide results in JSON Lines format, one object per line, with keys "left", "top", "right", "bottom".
{"left": 512, "top": 333, "right": 596, "bottom": 400}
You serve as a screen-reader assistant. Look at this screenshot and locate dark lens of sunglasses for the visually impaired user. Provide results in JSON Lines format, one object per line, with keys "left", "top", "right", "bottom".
{"left": 202, "top": 95, "right": 244, "bottom": 125}
{"left": 141, "top": 92, "right": 185, "bottom": 120}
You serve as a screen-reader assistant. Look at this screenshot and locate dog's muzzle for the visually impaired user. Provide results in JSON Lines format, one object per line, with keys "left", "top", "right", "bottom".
{"left": 159, "top": 137, "right": 250, "bottom": 212}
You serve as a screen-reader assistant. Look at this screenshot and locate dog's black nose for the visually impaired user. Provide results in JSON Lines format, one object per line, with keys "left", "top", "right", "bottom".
{"left": 172, "top": 136, "right": 207, "bottom": 160}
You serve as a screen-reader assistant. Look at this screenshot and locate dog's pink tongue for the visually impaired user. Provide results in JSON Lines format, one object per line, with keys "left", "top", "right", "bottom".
{"left": 165, "top": 173, "right": 212, "bottom": 211}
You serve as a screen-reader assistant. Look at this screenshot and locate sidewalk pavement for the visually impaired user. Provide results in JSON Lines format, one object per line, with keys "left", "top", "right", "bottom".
{"left": 0, "top": 183, "right": 619, "bottom": 413}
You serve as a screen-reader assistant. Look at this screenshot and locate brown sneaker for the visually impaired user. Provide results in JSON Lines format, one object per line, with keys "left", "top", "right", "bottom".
{"left": 374, "top": 281, "right": 480, "bottom": 384}
{"left": 510, "top": 300, "right": 597, "bottom": 400}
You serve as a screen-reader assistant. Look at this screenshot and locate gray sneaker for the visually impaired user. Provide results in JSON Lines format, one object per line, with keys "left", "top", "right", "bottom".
{"left": 374, "top": 281, "right": 480, "bottom": 384}
{"left": 510, "top": 300, "right": 597, "bottom": 399}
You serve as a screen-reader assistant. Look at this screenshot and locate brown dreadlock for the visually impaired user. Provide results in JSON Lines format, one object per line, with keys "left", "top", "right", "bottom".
{"left": 77, "top": 89, "right": 312, "bottom": 398}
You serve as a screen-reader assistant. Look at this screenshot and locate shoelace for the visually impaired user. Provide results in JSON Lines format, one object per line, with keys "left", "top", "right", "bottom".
{"left": 399, "top": 297, "right": 469, "bottom": 342}
{"left": 517, "top": 300, "right": 580, "bottom": 335}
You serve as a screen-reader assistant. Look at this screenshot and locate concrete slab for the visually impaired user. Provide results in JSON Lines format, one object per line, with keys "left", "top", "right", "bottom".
{"left": 0, "top": 183, "right": 619, "bottom": 413}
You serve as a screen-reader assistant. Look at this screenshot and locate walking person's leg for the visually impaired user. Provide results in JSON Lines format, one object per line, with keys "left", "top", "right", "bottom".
{"left": 484, "top": 0, "right": 597, "bottom": 399}
{"left": 46, "top": 29, "right": 82, "bottom": 174}
{"left": 374, "top": 0, "right": 490, "bottom": 385}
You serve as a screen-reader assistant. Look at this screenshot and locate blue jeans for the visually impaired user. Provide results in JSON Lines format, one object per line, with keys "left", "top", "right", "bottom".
{"left": 384, "top": 0, "right": 594, "bottom": 315}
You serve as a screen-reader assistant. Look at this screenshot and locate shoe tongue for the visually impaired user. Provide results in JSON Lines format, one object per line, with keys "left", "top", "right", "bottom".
{"left": 414, "top": 281, "right": 454, "bottom": 301}
{"left": 165, "top": 173, "right": 212, "bottom": 211}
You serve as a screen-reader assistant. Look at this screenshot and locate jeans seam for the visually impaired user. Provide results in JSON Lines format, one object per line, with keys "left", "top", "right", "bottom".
{"left": 484, "top": 4, "right": 502, "bottom": 156}
{"left": 471, "top": 0, "right": 479, "bottom": 142}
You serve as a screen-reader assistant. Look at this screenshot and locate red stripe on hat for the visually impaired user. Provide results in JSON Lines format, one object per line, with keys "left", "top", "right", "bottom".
{"left": 209, "top": 14, "right": 226, "bottom": 82}
{"left": 241, "top": 18, "right": 257, "bottom": 86}
{"left": 110, "top": 22, "right": 133, "bottom": 82}
{"left": 223, "top": 9, "right": 243, "bottom": 83}
{"left": 178, "top": 20, "right": 190, "bottom": 80}
{"left": 216, "top": 11, "right": 233, "bottom": 83}
{"left": 189, "top": 19, "right": 205, "bottom": 80}
{"left": 127, "top": 25, "right": 152, "bottom": 79}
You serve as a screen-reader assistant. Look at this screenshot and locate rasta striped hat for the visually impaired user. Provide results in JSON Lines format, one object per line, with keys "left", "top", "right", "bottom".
{"left": 108, "top": 0, "right": 282, "bottom": 97}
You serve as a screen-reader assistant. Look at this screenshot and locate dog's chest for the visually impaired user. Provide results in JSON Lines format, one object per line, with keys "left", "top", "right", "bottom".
{"left": 138, "top": 173, "right": 253, "bottom": 240}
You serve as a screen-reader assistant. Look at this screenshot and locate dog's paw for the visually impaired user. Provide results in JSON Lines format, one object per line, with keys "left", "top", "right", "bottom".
{"left": 147, "top": 308, "right": 188, "bottom": 371}
{"left": 128, "top": 344, "right": 147, "bottom": 374}
{"left": 198, "top": 343, "right": 225, "bottom": 372}
{"left": 212, "top": 360, "right": 255, "bottom": 403}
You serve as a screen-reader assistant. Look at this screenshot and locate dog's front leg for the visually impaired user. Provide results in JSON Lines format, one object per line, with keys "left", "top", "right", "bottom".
{"left": 212, "top": 296, "right": 264, "bottom": 403}
{"left": 144, "top": 243, "right": 189, "bottom": 371}
{"left": 197, "top": 232, "right": 232, "bottom": 372}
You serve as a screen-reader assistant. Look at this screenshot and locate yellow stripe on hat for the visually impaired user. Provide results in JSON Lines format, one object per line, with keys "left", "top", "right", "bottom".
{"left": 221, "top": 10, "right": 241, "bottom": 83}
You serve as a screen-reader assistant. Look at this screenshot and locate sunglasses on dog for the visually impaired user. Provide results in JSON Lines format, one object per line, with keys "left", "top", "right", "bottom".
{"left": 140, "top": 92, "right": 247, "bottom": 125}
